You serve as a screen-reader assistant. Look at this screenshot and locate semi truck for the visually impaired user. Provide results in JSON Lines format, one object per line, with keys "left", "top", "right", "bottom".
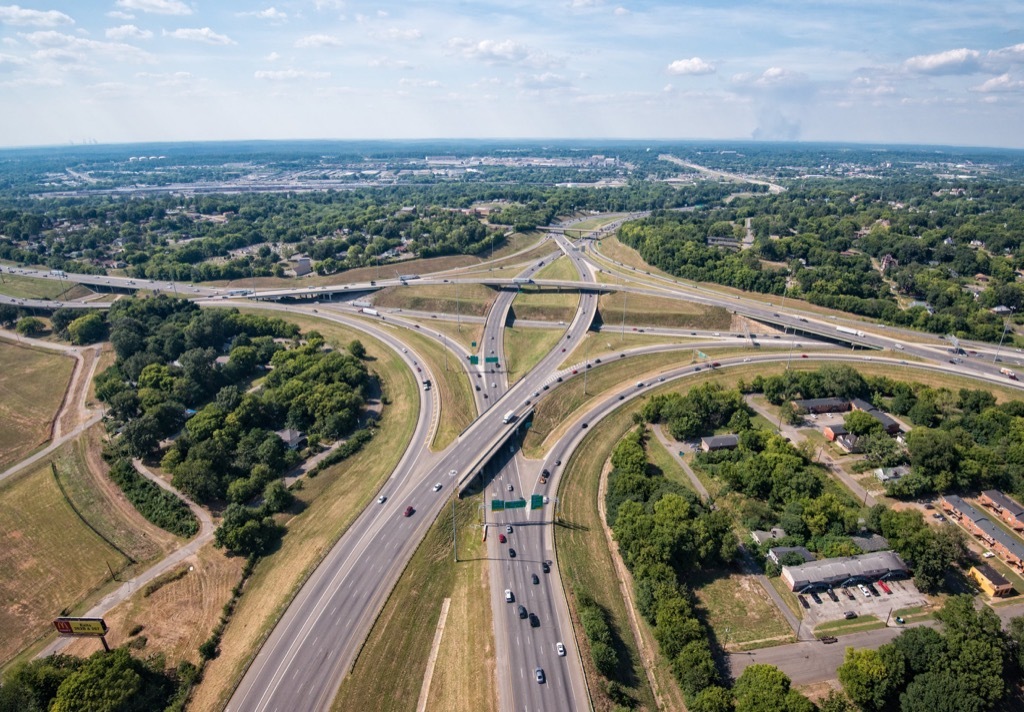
{"left": 512, "top": 277, "right": 534, "bottom": 285}
{"left": 1001, "top": 367, "right": 1017, "bottom": 380}
{"left": 502, "top": 410, "right": 516, "bottom": 424}
{"left": 361, "top": 308, "right": 379, "bottom": 317}
{"left": 836, "top": 326, "right": 866, "bottom": 338}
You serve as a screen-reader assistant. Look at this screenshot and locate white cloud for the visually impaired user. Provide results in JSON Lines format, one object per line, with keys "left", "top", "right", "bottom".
{"left": 448, "top": 38, "right": 558, "bottom": 69}
{"left": 398, "top": 77, "right": 440, "bottom": 88}
{"left": 367, "top": 56, "right": 413, "bottom": 70}
{"left": 163, "top": 27, "right": 235, "bottom": 45}
{"left": 115, "top": 0, "right": 191, "bottom": 15}
{"left": 136, "top": 70, "right": 192, "bottom": 86}
{"left": 105, "top": 24, "right": 152, "bottom": 41}
{"left": 569, "top": 0, "right": 600, "bottom": 6}
{"left": 20, "top": 30, "right": 153, "bottom": 63}
{"left": 295, "top": 34, "right": 341, "bottom": 48}
{"left": 903, "top": 48, "right": 981, "bottom": 75}
{"left": 239, "top": 7, "right": 287, "bottom": 21}
{"left": 0, "top": 51, "right": 26, "bottom": 71}
{"left": 667, "top": 57, "right": 714, "bottom": 76}
{"left": 370, "top": 28, "right": 421, "bottom": 41}
{"left": 614, "top": 7, "right": 629, "bottom": 15}
{"left": 106, "top": 10, "right": 134, "bottom": 20}
{"left": 254, "top": 68, "right": 330, "bottom": 80}
{"left": 0, "top": 74, "right": 60, "bottom": 87}
{"left": 0, "top": 5, "right": 73, "bottom": 27}
{"left": 266, "top": 51, "right": 281, "bottom": 61}
{"left": 971, "top": 73, "right": 1024, "bottom": 93}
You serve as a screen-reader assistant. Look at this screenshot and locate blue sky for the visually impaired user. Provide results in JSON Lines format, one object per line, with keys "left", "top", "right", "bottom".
{"left": 1, "top": 0, "right": 1023, "bottom": 148}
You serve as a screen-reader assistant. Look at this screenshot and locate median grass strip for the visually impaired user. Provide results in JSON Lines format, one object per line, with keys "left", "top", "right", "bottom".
{"left": 597, "top": 291, "right": 731, "bottom": 329}
{"left": 393, "top": 327, "right": 477, "bottom": 450}
{"left": 373, "top": 282, "right": 497, "bottom": 317}
{"left": 559, "top": 331, "right": 700, "bottom": 368}
{"left": 511, "top": 285, "right": 579, "bottom": 323}
{"left": 0, "top": 340, "right": 74, "bottom": 472}
{"left": 814, "top": 616, "right": 886, "bottom": 635}
{"left": 504, "top": 326, "right": 563, "bottom": 385}
{"left": 557, "top": 404, "right": 657, "bottom": 711}
{"left": 188, "top": 312, "right": 421, "bottom": 712}
{"left": 535, "top": 255, "right": 580, "bottom": 282}
{"left": 333, "top": 496, "right": 495, "bottom": 712}
{"left": 406, "top": 316, "right": 483, "bottom": 352}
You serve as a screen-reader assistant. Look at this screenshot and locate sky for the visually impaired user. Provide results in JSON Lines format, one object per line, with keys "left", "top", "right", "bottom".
{"left": 1, "top": 0, "right": 1023, "bottom": 149}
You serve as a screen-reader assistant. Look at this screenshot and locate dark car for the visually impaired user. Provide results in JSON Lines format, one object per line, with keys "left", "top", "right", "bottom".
{"left": 542, "top": 469, "right": 550, "bottom": 478}
{"left": 509, "top": 548, "right": 516, "bottom": 558}
{"left": 542, "top": 562, "right": 550, "bottom": 573}
{"left": 798, "top": 595, "right": 809, "bottom": 609}
{"left": 826, "top": 588, "right": 839, "bottom": 602}
{"left": 517, "top": 605, "right": 527, "bottom": 619}
{"left": 820, "top": 636, "right": 838, "bottom": 644}
{"left": 404, "top": 506, "right": 414, "bottom": 517}
{"left": 581, "top": 422, "right": 588, "bottom": 428}
{"left": 535, "top": 668, "right": 545, "bottom": 684}
{"left": 810, "top": 591, "right": 822, "bottom": 604}
{"left": 555, "top": 460, "right": 561, "bottom": 466}
{"left": 556, "top": 376, "right": 563, "bottom": 382}
{"left": 475, "top": 385, "right": 481, "bottom": 391}
{"left": 532, "top": 573, "right": 540, "bottom": 584}
{"left": 866, "top": 583, "right": 879, "bottom": 596}
{"left": 529, "top": 613, "right": 540, "bottom": 627}
{"left": 844, "top": 611, "right": 858, "bottom": 620}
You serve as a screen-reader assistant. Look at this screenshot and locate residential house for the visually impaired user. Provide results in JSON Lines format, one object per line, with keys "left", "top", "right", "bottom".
{"left": 751, "top": 527, "right": 788, "bottom": 546}
{"left": 768, "top": 546, "right": 815, "bottom": 566}
{"left": 970, "top": 564, "right": 1013, "bottom": 597}
{"left": 980, "top": 490, "right": 1024, "bottom": 531}
{"left": 701, "top": 434, "right": 739, "bottom": 452}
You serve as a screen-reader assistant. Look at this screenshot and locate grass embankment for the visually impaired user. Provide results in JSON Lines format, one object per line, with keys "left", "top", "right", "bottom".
{"left": 373, "top": 283, "right": 497, "bottom": 318}
{"left": 0, "top": 457, "right": 137, "bottom": 666}
{"left": 597, "top": 291, "right": 731, "bottom": 330}
{"left": 504, "top": 327, "right": 563, "bottom": 385}
{"left": 406, "top": 316, "right": 483, "bottom": 352}
{"left": 559, "top": 331, "right": 699, "bottom": 368}
{"left": 459, "top": 239, "right": 556, "bottom": 276}
{"left": 557, "top": 405, "right": 658, "bottom": 711}
{"left": 333, "top": 496, "right": 495, "bottom": 712}
{"left": 0, "top": 341, "right": 75, "bottom": 472}
{"left": 188, "top": 312, "right": 421, "bottom": 711}
{"left": 645, "top": 430, "right": 695, "bottom": 492}
{"left": 0, "top": 273, "right": 94, "bottom": 300}
{"left": 511, "top": 285, "right": 579, "bottom": 323}
{"left": 535, "top": 256, "right": 581, "bottom": 282}
{"left": 390, "top": 327, "right": 477, "bottom": 450}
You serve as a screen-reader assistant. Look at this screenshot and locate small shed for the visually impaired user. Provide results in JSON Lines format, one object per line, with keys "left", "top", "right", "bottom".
{"left": 701, "top": 434, "right": 739, "bottom": 452}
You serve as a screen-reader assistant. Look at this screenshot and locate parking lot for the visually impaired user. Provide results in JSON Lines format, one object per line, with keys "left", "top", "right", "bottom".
{"left": 796, "top": 577, "right": 928, "bottom": 628}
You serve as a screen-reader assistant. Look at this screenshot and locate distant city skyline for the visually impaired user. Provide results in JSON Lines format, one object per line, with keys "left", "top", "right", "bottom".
{"left": 1, "top": 1, "right": 1023, "bottom": 149}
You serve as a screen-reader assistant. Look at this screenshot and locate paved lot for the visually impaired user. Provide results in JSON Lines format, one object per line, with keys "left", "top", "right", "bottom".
{"left": 797, "top": 577, "right": 927, "bottom": 629}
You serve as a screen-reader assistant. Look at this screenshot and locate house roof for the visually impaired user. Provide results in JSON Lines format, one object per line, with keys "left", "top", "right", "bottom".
{"left": 751, "top": 527, "right": 787, "bottom": 544}
{"left": 783, "top": 551, "right": 908, "bottom": 588}
{"left": 850, "top": 398, "right": 877, "bottom": 412}
{"left": 983, "top": 490, "right": 1024, "bottom": 518}
{"left": 973, "top": 563, "right": 1010, "bottom": 587}
{"left": 851, "top": 533, "right": 890, "bottom": 552}
{"left": 702, "top": 434, "right": 739, "bottom": 448}
{"left": 945, "top": 495, "right": 1024, "bottom": 562}
{"left": 792, "top": 397, "right": 849, "bottom": 411}
{"left": 825, "top": 424, "right": 848, "bottom": 435}
{"left": 769, "top": 546, "right": 815, "bottom": 563}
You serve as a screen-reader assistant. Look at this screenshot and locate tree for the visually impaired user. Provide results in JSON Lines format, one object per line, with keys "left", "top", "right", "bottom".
{"left": 672, "top": 641, "right": 719, "bottom": 700}
{"left": 348, "top": 339, "right": 366, "bottom": 359}
{"left": 67, "top": 313, "right": 106, "bottom": 344}
{"left": 837, "top": 647, "right": 900, "bottom": 712}
{"left": 690, "top": 686, "right": 733, "bottom": 712}
{"left": 15, "top": 317, "right": 44, "bottom": 336}
{"left": 50, "top": 648, "right": 172, "bottom": 712}
{"left": 1008, "top": 615, "right": 1024, "bottom": 674}
{"left": 262, "top": 480, "right": 294, "bottom": 513}
{"left": 0, "top": 303, "right": 19, "bottom": 327}
{"left": 844, "top": 410, "right": 883, "bottom": 437}
{"left": 733, "top": 664, "right": 793, "bottom": 712}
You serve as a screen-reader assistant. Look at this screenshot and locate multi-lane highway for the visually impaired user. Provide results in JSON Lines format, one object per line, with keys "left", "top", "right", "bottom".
{"left": 10, "top": 211, "right": 1024, "bottom": 712}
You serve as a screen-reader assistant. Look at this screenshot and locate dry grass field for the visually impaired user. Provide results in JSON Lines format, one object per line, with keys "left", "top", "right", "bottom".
{"left": 0, "top": 274, "right": 94, "bottom": 301}
{"left": 373, "top": 282, "right": 497, "bottom": 317}
{"left": 0, "top": 341, "right": 74, "bottom": 472}
{"left": 596, "top": 291, "right": 731, "bottom": 330}
{"left": 511, "top": 286, "right": 579, "bottom": 323}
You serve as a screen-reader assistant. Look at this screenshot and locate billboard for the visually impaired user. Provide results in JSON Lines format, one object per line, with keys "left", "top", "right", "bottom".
{"left": 53, "top": 617, "right": 108, "bottom": 637}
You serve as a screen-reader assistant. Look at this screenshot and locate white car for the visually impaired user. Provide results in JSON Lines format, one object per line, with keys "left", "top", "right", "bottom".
{"left": 449, "top": 469, "right": 457, "bottom": 477}
{"left": 505, "top": 589, "right": 514, "bottom": 602}
{"left": 858, "top": 584, "right": 871, "bottom": 598}
{"left": 507, "top": 484, "right": 514, "bottom": 492}
{"left": 433, "top": 483, "right": 443, "bottom": 492}
{"left": 556, "top": 642, "right": 565, "bottom": 657}
{"left": 983, "top": 551, "right": 995, "bottom": 558}
{"left": 377, "top": 495, "right": 387, "bottom": 504}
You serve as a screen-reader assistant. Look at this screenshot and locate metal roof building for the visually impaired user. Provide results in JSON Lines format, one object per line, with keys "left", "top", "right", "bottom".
{"left": 781, "top": 551, "right": 908, "bottom": 591}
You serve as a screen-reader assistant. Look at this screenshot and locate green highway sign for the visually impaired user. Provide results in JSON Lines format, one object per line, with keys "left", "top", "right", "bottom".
{"left": 530, "top": 494, "right": 544, "bottom": 510}
{"left": 491, "top": 499, "right": 504, "bottom": 511}
{"left": 469, "top": 355, "right": 479, "bottom": 365}
{"left": 471, "top": 341, "right": 477, "bottom": 348}
{"left": 485, "top": 356, "right": 499, "bottom": 363}
{"left": 505, "top": 498, "right": 527, "bottom": 509}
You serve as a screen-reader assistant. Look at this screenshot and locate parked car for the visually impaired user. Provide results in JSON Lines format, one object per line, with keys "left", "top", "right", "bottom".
{"left": 810, "top": 591, "right": 822, "bottom": 604}
{"left": 844, "top": 611, "right": 858, "bottom": 620}
{"left": 858, "top": 584, "right": 871, "bottom": 597}
{"left": 798, "top": 595, "right": 809, "bottom": 609}
{"left": 820, "top": 636, "right": 838, "bottom": 644}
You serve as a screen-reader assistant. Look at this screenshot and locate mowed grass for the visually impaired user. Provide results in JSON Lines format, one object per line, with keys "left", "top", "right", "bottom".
{"left": 594, "top": 237, "right": 668, "bottom": 277}
{"left": 334, "top": 496, "right": 495, "bottom": 712}
{"left": 405, "top": 316, "right": 483, "bottom": 352}
{"left": 61, "top": 545, "right": 244, "bottom": 667}
{"left": 690, "top": 571, "right": 794, "bottom": 650}
{"left": 560, "top": 331, "right": 699, "bottom": 368}
{"left": 535, "top": 255, "right": 581, "bottom": 282}
{"left": 374, "top": 282, "right": 496, "bottom": 317}
{"left": 0, "top": 273, "right": 94, "bottom": 300}
{"left": 556, "top": 405, "right": 657, "bottom": 711}
{"left": 504, "top": 326, "right": 564, "bottom": 385}
{"left": 645, "top": 430, "right": 694, "bottom": 493}
{"left": 511, "top": 285, "right": 579, "bottom": 323}
{"left": 188, "top": 310, "right": 421, "bottom": 712}
{"left": 597, "top": 291, "right": 731, "bottom": 330}
{"left": 0, "top": 341, "right": 74, "bottom": 472}
{"left": 0, "top": 460, "right": 131, "bottom": 666}
{"left": 390, "top": 327, "right": 477, "bottom": 450}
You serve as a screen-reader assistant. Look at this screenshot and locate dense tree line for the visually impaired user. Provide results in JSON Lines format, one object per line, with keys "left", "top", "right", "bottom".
{"left": 104, "top": 458, "right": 198, "bottom": 538}
{"left": 602, "top": 428, "right": 739, "bottom": 707}
{"left": 641, "top": 382, "right": 751, "bottom": 440}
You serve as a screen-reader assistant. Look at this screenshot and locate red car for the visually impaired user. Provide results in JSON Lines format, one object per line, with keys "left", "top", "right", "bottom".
{"left": 801, "top": 354, "right": 808, "bottom": 358}
{"left": 498, "top": 534, "right": 507, "bottom": 543}
{"left": 404, "top": 506, "right": 414, "bottom": 517}
{"left": 572, "top": 369, "right": 578, "bottom": 374}
{"left": 710, "top": 362, "right": 721, "bottom": 368}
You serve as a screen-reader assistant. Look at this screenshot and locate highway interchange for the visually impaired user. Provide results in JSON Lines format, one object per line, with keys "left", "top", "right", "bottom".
{"left": 8, "top": 220, "right": 1024, "bottom": 712}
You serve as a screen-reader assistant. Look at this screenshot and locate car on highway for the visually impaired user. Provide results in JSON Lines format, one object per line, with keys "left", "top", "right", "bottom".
{"left": 532, "top": 573, "right": 539, "bottom": 584}
{"left": 543, "top": 384, "right": 549, "bottom": 390}
{"left": 509, "top": 548, "right": 516, "bottom": 558}
{"left": 507, "top": 484, "right": 514, "bottom": 492}
{"left": 801, "top": 354, "right": 808, "bottom": 358}
{"left": 534, "top": 391, "right": 540, "bottom": 397}
{"left": 377, "top": 495, "right": 387, "bottom": 504}
{"left": 535, "top": 668, "right": 545, "bottom": 684}
{"left": 505, "top": 525, "right": 513, "bottom": 534}
{"left": 529, "top": 613, "right": 540, "bottom": 627}
{"left": 505, "top": 589, "right": 514, "bottom": 602}
{"left": 404, "top": 506, "right": 414, "bottom": 517}
{"left": 556, "top": 376, "right": 563, "bottom": 382}
{"left": 517, "top": 605, "right": 527, "bottom": 619}
{"left": 581, "top": 422, "right": 588, "bottom": 428}
{"left": 498, "top": 534, "right": 506, "bottom": 543}
{"left": 433, "top": 483, "right": 442, "bottom": 492}
{"left": 572, "top": 369, "right": 578, "bottom": 374}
